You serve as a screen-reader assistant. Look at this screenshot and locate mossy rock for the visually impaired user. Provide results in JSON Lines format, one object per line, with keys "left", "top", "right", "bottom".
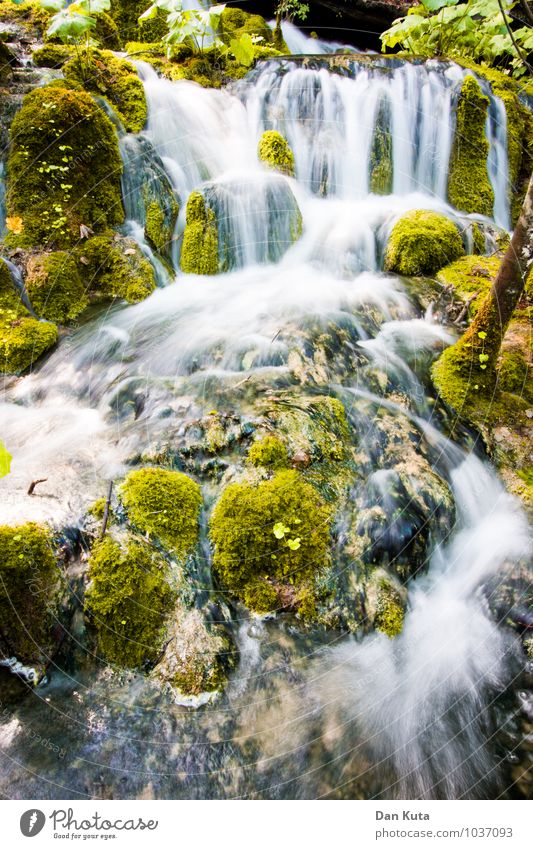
{"left": 94, "top": 11, "right": 121, "bottom": 50}
{"left": 145, "top": 197, "right": 179, "bottom": 258}
{"left": 0, "top": 523, "right": 62, "bottom": 668}
{"left": 25, "top": 251, "right": 88, "bottom": 324}
{"left": 121, "top": 467, "right": 202, "bottom": 556}
{"left": 437, "top": 254, "right": 501, "bottom": 317}
{"left": 0, "top": 257, "right": 58, "bottom": 374}
{"left": 210, "top": 469, "right": 331, "bottom": 613}
{"left": 155, "top": 607, "right": 234, "bottom": 696}
{"left": 368, "top": 574, "right": 405, "bottom": 639}
{"left": 0, "top": 0, "right": 50, "bottom": 37}
{"left": 110, "top": 0, "right": 167, "bottom": 43}
{"left": 247, "top": 436, "right": 289, "bottom": 470}
{"left": 498, "top": 346, "right": 531, "bottom": 400}
{"left": 180, "top": 191, "right": 219, "bottom": 275}
{"left": 0, "top": 38, "right": 14, "bottom": 82}
{"left": 219, "top": 8, "right": 274, "bottom": 46}
{"left": 85, "top": 534, "right": 175, "bottom": 669}
{"left": 448, "top": 76, "right": 494, "bottom": 217}
{"left": 76, "top": 234, "right": 156, "bottom": 303}
{"left": 384, "top": 210, "right": 465, "bottom": 276}
{"left": 32, "top": 43, "right": 72, "bottom": 69}
{"left": 258, "top": 130, "right": 295, "bottom": 177}
{"left": 6, "top": 85, "right": 123, "bottom": 249}
{"left": 369, "top": 98, "right": 393, "bottom": 195}
{"left": 63, "top": 49, "right": 147, "bottom": 133}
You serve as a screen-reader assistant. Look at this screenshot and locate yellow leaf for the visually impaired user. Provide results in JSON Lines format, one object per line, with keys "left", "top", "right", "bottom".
{"left": 5, "top": 216, "right": 23, "bottom": 235}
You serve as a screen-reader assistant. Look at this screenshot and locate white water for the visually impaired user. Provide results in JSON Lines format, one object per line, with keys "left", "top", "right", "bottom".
{"left": 0, "top": 35, "right": 528, "bottom": 799}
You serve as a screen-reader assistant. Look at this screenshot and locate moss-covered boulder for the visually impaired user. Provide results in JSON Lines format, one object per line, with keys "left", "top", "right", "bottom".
{"left": 120, "top": 467, "right": 202, "bottom": 555}
{"left": 437, "top": 254, "right": 501, "bottom": 318}
{"left": 0, "top": 257, "right": 58, "bottom": 374}
{"left": 0, "top": 523, "right": 63, "bottom": 672}
{"left": 210, "top": 469, "right": 331, "bottom": 614}
{"left": 448, "top": 76, "right": 494, "bottom": 217}
{"left": 31, "top": 43, "right": 72, "bottom": 68}
{"left": 25, "top": 251, "right": 88, "bottom": 324}
{"left": 85, "top": 534, "right": 174, "bottom": 668}
{"left": 180, "top": 191, "right": 219, "bottom": 275}
{"left": 219, "top": 7, "right": 274, "bottom": 45}
{"left": 258, "top": 130, "right": 295, "bottom": 177}
{"left": 77, "top": 234, "right": 156, "bottom": 303}
{"left": 6, "top": 85, "right": 123, "bottom": 249}
{"left": 63, "top": 49, "right": 147, "bottom": 133}
{"left": 109, "top": 0, "right": 167, "bottom": 44}
{"left": 247, "top": 435, "right": 289, "bottom": 470}
{"left": 384, "top": 210, "right": 465, "bottom": 276}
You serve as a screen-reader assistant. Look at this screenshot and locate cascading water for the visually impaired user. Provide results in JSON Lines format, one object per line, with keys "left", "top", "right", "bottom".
{"left": 0, "top": 41, "right": 529, "bottom": 801}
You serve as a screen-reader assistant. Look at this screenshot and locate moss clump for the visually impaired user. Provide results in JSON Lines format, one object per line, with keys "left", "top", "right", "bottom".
{"left": 145, "top": 198, "right": 178, "bottom": 258}
{"left": 77, "top": 234, "right": 156, "bottom": 303}
{"left": 31, "top": 43, "right": 72, "bottom": 68}
{"left": 210, "top": 470, "right": 331, "bottom": 612}
{"left": 0, "top": 38, "right": 13, "bottom": 82}
{"left": 498, "top": 346, "right": 531, "bottom": 399}
{"left": 63, "top": 50, "right": 147, "bottom": 134}
{"left": 180, "top": 192, "right": 219, "bottom": 275}
{"left": 0, "top": 523, "right": 61, "bottom": 664}
{"left": 248, "top": 436, "right": 289, "bottom": 470}
{"left": 384, "top": 210, "right": 465, "bottom": 276}
{"left": 94, "top": 11, "right": 121, "bottom": 50}
{"left": 258, "top": 131, "right": 295, "bottom": 177}
{"left": 243, "top": 580, "right": 279, "bottom": 614}
{"left": 375, "top": 579, "right": 405, "bottom": 639}
{"left": 110, "top": 0, "right": 167, "bottom": 44}
{"left": 25, "top": 251, "right": 88, "bottom": 324}
{"left": 369, "top": 99, "right": 393, "bottom": 195}
{"left": 437, "top": 255, "right": 501, "bottom": 317}
{"left": 121, "top": 467, "right": 202, "bottom": 556}
{"left": 0, "top": 257, "right": 24, "bottom": 313}
{"left": 6, "top": 85, "right": 123, "bottom": 249}
{"left": 85, "top": 535, "right": 174, "bottom": 668}
{"left": 220, "top": 8, "right": 273, "bottom": 45}
{"left": 448, "top": 76, "right": 494, "bottom": 217}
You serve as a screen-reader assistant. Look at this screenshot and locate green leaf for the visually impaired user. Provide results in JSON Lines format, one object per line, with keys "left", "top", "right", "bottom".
{"left": 230, "top": 33, "right": 255, "bottom": 67}
{"left": 477, "top": 331, "right": 487, "bottom": 339}
{"left": 287, "top": 538, "right": 301, "bottom": 551}
{"left": 421, "top": 0, "right": 459, "bottom": 10}
{"left": 0, "top": 440, "right": 12, "bottom": 479}
{"left": 273, "top": 522, "right": 291, "bottom": 540}
{"left": 39, "top": 0, "right": 65, "bottom": 11}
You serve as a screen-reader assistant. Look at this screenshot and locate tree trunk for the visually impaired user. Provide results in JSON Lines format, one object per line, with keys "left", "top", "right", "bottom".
{"left": 274, "top": 9, "right": 284, "bottom": 51}
{"left": 464, "top": 169, "right": 533, "bottom": 373}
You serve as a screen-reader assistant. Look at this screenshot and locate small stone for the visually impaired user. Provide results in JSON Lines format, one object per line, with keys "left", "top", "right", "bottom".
{"left": 526, "top": 409, "right": 533, "bottom": 419}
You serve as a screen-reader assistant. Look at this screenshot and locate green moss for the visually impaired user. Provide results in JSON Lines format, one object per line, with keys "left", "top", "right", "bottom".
{"left": 77, "top": 234, "right": 156, "bottom": 303}
{"left": 0, "top": 312, "right": 57, "bottom": 375}
{"left": 448, "top": 76, "right": 494, "bottom": 217}
{"left": 109, "top": 0, "right": 167, "bottom": 43}
{"left": 87, "top": 498, "right": 107, "bottom": 521}
{"left": 258, "top": 130, "right": 295, "bottom": 177}
{"left": 85, "top": 535, "right": 174, "bottom": 668}
{"left": 63, "top": 49, "right": 147, "bottom": 134}
{"left": 0, "top": 257, "right": 24, "bottom": 313}
{"left": 94, "top": 11, "right": 121, "bottom": 50}
{"left": 210, "top": 469, "right": 331, "bottom": 611}
{"left": 121, "top": 467, "right": 202, "bottom": 556}
{"left": 243, "top": 580, "right": 279, "bottom": 614}
{"left": 247, "top": 436, "right": 289, "bottom": 470}
{"left": 384, "top": 210, "right": 465, "bottom": 276}
{"left": 498, "top": 347, "right": 531, "bottom": 400}
{"left": 145, "top": 198, "right": 178, "bottom": 257}
{"left": 180, "top": 191, "right": 219, "bottom": 275}
{"left": 0, "top": 0, "right": 49, "bottom": 36}
{"left": 0, "top": 523, "right": 61, "bottom": 664}
{"left": 25, "top": 251, "right": 88, "bottom": 324}
{"left": 369, "top": 99, "right": 393, "bottom": 195}
{"left": 0, "top": 38, "right": 12, "bottom": 82}
{"left": 220, "top": 8, "right": 274, "bottom": 46}
{"left": 31, "top": 43, "right": 72, "bottom": 68}
{"left": 375, "top": 579, "right": 405, "bottom": 639}
{"left": 437, "top": 255, "right": 500, "bottom": 316}
{"left": 6, "top": 85, "right": 123, "bottom": 249}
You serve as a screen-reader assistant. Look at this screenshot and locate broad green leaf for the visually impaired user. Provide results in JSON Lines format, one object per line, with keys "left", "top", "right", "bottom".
{"left": 230, "top": 33, "right": 255, "bottom": 67}
{"left": 421, "top": 0, "right": 459, "bottom": 10}
{"left": 273, "top": 522, "right": 291, "bottom": 540}
{"left": 78, "top": 0, "right": 111, "bottom": 14}
{"left": 47, "top": 9, "right": 96, "bottom": 42}
{"left": 39, "top": 0, "right": 65, "bottom": 11}
{"left": 287, "top": 538, "right": 301, "bottom": 551}
{"left": 0, "top": 440, "right": 12, "bottom": 479}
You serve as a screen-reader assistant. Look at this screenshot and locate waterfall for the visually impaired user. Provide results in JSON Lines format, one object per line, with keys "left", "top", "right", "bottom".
{"left": 0, "top": 38, "right": 528, "bottom": 801}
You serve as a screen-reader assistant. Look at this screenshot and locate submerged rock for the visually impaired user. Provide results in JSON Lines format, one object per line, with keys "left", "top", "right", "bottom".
{"left": 258, "top": 130, "right": 296, "bottom": 177}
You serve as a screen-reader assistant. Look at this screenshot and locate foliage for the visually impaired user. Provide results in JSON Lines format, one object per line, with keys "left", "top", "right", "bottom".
{"left": 384, "top": 210, "right": 465, "bottom": 276}
{"left": 381, "top": 0, "right": 533, "bottom": 78}
{"left": 139, "top": 0, "right": 225, "bottom": 57}
{"left": 209, "top": 469, "right": 331, "bottom": 612}
{"left": 121, "top": 467, "right": 202, "bottom": 556}
{"left": 275, "top": 1, "right": 309, "bottom": 24}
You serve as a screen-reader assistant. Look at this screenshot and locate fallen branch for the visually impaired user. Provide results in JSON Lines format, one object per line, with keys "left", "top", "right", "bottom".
{"left": 27, "top": 478, "right": 47, "bottom": 496}
{"left": 454, "top": 291, "right": 480, "bottom": 326}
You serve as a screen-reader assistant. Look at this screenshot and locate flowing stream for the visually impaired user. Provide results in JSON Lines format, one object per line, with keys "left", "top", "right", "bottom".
{"left": 0, "top": 37, "right": 530, "bottom": 800}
